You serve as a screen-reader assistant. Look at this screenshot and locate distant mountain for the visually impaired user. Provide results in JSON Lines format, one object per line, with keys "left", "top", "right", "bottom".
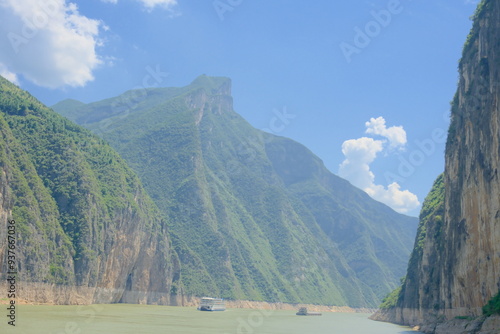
{"left": 54, "top": 74, "right": 418, "bottom": 307}
{"left": 0, "top": 76, "right": 179, "bottom": 304}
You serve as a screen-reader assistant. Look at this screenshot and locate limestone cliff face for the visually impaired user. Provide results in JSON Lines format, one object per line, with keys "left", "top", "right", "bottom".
{"left": 443, "top": 0, "right": 500, "bottom": 318}
{"left": 372, "top": 0, "right": 500, "bottom": 329}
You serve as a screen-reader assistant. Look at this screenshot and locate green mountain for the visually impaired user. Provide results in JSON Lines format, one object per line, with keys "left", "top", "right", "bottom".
{"left": 54, "top": 74, "right": 418, "bottom": 307}
{"left": 0, "top": 76, "right": 179, "bottom": 304}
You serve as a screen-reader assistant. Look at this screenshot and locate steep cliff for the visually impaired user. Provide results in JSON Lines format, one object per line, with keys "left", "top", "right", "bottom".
{"left": 371, "top": 0, "right": 500, "bottom": 330}
{"left": 54, "top": 75, "right": 418, "bottom": 307}
{"left": 443, "top": 0, "right": 500, "bottom": 318}
{"left": 0, "top": 76, "right": 180, "bottom": 304}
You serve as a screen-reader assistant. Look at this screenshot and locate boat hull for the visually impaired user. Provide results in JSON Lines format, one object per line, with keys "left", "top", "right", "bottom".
{"left": 296, "top": 307, "right": 321, "bottom": 316}
{"left": 198, "top": 307, "right": 226, "bottom": 311}
{"left": 197, "top": 297, "right": 226, "bottom": 311}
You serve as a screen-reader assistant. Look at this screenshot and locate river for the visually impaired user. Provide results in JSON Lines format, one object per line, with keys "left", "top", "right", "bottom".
{"left": 1, "top": 304, "right": 422, "bottom": 333}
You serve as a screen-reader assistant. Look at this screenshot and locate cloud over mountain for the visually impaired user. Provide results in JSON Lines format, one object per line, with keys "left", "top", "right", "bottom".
{"left": 339, "top": 117, "right": 420, "bottom": 214}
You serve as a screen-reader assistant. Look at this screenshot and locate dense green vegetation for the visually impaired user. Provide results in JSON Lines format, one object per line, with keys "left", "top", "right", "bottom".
{"left": 406, "top": 173, "right": 444, "bottom": 274}
{"left": 54, "top": 75, "right": 418, "bottom": 307}
{"left": 378, "top": 174, "right": 444, "bottom": 310}
{"left": 0, "top": 76, "right": 175, "bottom": 295}
{"left": 379, "top": 277, "right": 405, "bottom": 309}
{"left": 461, "top": 0, "right": 490, "bottom": 63}
{"left": 483, "top": 291, "right": 500, "bottom": 316}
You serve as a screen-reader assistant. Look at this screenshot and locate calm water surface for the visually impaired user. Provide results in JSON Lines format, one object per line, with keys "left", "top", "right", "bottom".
{"left": 1, "top": 304, "right": 422, "bottom": 334}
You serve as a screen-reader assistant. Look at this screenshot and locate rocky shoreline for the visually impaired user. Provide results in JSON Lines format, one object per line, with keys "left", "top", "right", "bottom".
{"left": 370, "top": 309, "right": 500, "bottom": 334}
{"left": 223, "top": 300, "right": 374, "bottom": 314}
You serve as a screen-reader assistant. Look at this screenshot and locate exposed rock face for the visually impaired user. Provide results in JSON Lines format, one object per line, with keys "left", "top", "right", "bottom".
{"left": 443, "top": 0, "right": 500, "bottom": 319}
{"left": 371, "top": 0, "right": 500, "bottom": 330}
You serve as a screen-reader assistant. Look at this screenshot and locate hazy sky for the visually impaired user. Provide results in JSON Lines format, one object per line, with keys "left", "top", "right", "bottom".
{"left": 0, "top": 0, "right": 479, "bottom": 216}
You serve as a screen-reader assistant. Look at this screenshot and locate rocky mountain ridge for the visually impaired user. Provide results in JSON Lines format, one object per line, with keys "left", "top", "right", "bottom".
{"left": 53, "top": 74, "right": 418, "bottom": 307}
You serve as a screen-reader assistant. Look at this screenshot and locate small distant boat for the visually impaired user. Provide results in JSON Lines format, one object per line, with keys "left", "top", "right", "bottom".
{"left": 296, "top": 307, "right": 322, "bottom": 316}
{"left": 197, "top": 297, "right": 226, "bottom": 311}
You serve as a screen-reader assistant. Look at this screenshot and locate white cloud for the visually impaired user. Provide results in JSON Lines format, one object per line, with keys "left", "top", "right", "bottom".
{"left": 339, "top": 117, "right": 420, "bottom": 214}
{"left": 365, "top": 183, "right": 420, "bottom": 214}
{"left": 365, "top": 116, "right": 407, "bottom": 149}
{"left": 0, "top": 0, "right": 103, "bottom": 88}
{"left": 140, "top": 0, "right": 177, "bottom": 11}
{"left": 0, "top": 63, "right": 19, "bottom": 85}
{"left": 101, "top": 0, "right": 178, "bottom": 11}
{"left": 339, "top": 137, "right": 383, "bottom": 189}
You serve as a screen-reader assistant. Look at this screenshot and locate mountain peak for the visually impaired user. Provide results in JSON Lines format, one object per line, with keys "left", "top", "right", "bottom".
{"left": 189, "top": 74, "right": 232, "bottom": 96}
{"left": 53, "top": 74, "right": 418, "bottom": 307}
{"left": 185, "top": 75, "right": 233, "bottom": 118}
{"left": 51, "top": 98, "right": 86, "bottom": 111}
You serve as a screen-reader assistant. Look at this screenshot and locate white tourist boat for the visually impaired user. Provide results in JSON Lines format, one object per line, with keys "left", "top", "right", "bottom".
{"left": 197, "top": 297, "right": 226, "bottom": 311}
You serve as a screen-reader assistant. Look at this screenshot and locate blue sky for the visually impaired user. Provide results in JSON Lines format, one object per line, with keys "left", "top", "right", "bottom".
{"left": 0, "top": 0, "right": 479, "bottom": 216}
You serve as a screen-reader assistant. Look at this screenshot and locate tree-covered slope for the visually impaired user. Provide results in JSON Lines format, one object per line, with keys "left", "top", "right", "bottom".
{"left": 265, "top": 136, "right": 420, "bottom": 301}
{"left": 54, "top": 75, "right": 418, "bottom": 307}
{"left": 370, "top": 174, "right": 445, "bottom": 324}
{"left": 0, "top": 76, "right": 179, "bottom": 304}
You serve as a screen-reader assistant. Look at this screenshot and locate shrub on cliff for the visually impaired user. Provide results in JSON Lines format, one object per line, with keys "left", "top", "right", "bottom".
{"left": 379, "top": 277, "right": 405, "bottom": 309}
{"left": 483, "top": 291, "right": 500, "bottom": 316}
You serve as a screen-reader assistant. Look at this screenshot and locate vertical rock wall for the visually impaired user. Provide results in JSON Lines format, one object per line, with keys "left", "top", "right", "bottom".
{"left": 371, "top": 0, "right": 500, "bottom": 329}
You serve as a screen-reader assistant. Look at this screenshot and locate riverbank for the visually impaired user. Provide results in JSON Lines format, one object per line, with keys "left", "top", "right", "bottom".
{"left": 0, "top": 282, "right": 375, "bottom": 313}
{"left": 370, "top": 308, "right": 500, "bottom": 333}
{"left": 214, "top": 299, "right": 373, "bottom": 314}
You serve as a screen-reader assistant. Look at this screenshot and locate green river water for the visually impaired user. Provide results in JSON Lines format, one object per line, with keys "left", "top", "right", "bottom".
{"left": 1, "top": 304, "right": 422, "bottom": 334}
